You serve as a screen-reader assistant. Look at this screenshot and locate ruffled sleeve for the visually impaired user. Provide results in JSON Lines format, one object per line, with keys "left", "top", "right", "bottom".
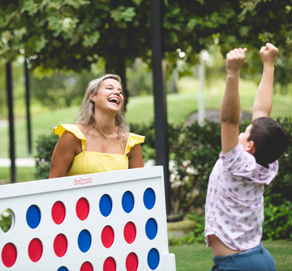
{"left": 124, "top": 133, "right": 145, "bottom": 155}
{"left": 54, "top": 124, "right": 87, "bottom": 151}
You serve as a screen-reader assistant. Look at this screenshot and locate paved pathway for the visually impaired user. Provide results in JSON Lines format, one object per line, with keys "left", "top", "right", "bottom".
{"left": 0, "top": 158, "right": 35, "bottom": 167}
{"left": 0, "top": 120, "right": 8, "bottom": 129}
{"left": 0, "top": 158, "right": 176, "bottom": 169}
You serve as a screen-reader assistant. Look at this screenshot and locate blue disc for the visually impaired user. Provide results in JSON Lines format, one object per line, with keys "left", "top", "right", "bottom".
{"left": 143, "top": 188, "right": 156, "bottom": 210}
{"left": 122, "top": 191, "right": 134, "bottom": 213}
{"left": 147, "top": 248, "right": 160, "bottom": 270}
{"left": 57, "top": 267, "right": 68, "bottom": 271}
{"left": 99, "top": 194, "right": 112, "bottom": 217}
{"left": 26, "top": 205, "right": 41, "bottom": 229}
{"left": 78, "top": 230, "right": 91, "bottom": 253}
{"left": 145, "top": 218, "right": 158, "bottom": 240}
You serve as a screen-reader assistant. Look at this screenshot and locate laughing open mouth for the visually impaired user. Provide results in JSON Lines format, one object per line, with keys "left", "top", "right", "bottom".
{"left": 108, "top": 98, "right": 120, "bottom": 105}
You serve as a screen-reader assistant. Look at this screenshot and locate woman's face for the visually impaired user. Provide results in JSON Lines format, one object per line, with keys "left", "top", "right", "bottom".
{"left": 92, "top": 78, "right": 124, "bottom": 113}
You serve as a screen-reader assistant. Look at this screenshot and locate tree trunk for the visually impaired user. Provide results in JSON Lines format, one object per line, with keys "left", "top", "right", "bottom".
{"left": 104, "top": 53, "right": 128, "bottom": 111}
{"left": 171, "top": 69, "right": 178, "bottom": 94}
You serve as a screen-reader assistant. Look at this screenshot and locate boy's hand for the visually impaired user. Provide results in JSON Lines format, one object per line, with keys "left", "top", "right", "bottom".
{"left": 259, "top": 43, "right": 279, "bottom": 65}
{"left": 226, "top": 48, "right": 247, "bottom": 74}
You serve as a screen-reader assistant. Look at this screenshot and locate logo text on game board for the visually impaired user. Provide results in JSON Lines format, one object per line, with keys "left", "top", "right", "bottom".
{"left": 73, "top": 177, "right": 93, "bottom": 186}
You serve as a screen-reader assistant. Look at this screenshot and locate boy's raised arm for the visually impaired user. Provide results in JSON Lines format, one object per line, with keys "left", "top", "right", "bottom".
{"left": 252, "top": 43, "right": 279, "bottom": 120}
{"left": 221, "top": 48, "right": 247, "bottom": 154}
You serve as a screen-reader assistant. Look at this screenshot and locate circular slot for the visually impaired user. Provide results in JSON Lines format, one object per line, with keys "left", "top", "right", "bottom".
{"left": 103, "top": 257, "right": 116, "bottom": 271}
{"left": 1, "top": 243, "right": 17, "bottom": 267}
{"left": 145, "top": 218, "right": 158, "bottom": 240}
{"left": 80, "top": 261, "right": 93, "bottom": 271}
{"left": 28, "top": 238, "right": 43, "bottom": 262}
{"left": 126, "top": 252, "right": 138, "bottom": 271}
{"left": 76, "top": 198, "right": 89, "bottom": 221}
{"left": 52, "top": 201, "right": 66, "bottom": 225}
{"left": 78, "top": 230, "right": 91, "bottom": 253}
{"left": 101, "top": 226, "right": 114, "bottom": 248}
{"left": 0, "top": 209, "right": 14, "bottom": 233}
{"left": 99, "top": 194, "right": 112, "bottom": 217}
{"left": 147, "top": 248, "right": 160, "bottom": 270}
{"left": 26, "top": 205, "right": 41, "bottom": 229}
{"left": 122, "top": 191, "right": 134, "bottom": 213}
{"left": 143, "top": 188, "right": 156, "bottom": 210}
{"left": 124, "top": 222, "right": 136, "bottom": 244}
{"left": 54, "top": 234, "right": 68, "bottom": 257}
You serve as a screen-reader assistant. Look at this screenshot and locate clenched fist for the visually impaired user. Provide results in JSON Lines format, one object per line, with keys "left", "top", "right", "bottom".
{"left": 226, "top": 48, "right": 247, "bottom": 74}
{"left": 259, "top": 43, "right": 279, "bottom": 65}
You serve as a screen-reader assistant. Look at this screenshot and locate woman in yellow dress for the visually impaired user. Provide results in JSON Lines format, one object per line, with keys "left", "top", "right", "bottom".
{"left": 49, "top": 74, "right": 144, "bottom": 178}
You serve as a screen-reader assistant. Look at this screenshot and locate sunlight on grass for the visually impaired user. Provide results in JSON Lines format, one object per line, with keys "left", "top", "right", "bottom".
{"left": 1, "top": 77, "right": 292, "bottom": 158}
{"left": 0, "top": 106, "right": 78, "bottom": 158}
{"left": 0, "top": 167, "right": 36, "bottom": 183}
{"left": 126, "top": 77, "right": 292, "bottom": 124}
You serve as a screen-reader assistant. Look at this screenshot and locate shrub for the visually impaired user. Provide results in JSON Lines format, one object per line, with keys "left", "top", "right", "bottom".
{"left": 264, "top": 117, "right": 292, "bottom": 205}
{"left": 168, "top": 212, "right": 205, "bottom": 245}
{"left": 263, "top": 197, "right": 292, "bottom": 241}
{"left": 35, "top": 117, "right": 292, "bottom": 214}
{"left": 34, "top": 134, "right": 59, "bottom": 180}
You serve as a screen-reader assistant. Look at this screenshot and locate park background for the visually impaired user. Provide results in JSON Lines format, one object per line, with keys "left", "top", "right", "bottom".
{"left": 0, "top": 1, "right": 292, "bottom": 270}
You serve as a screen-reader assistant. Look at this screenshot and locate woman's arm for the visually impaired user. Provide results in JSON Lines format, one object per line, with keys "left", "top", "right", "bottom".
{"left": 49, "top": 131, "right": 80, "bottom": 178}
{"left": 128, "top": 144, "right": 144, "bottom": 169}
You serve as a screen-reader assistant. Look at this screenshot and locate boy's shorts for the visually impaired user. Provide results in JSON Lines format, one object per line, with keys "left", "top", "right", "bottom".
{"left": 210, "top": 243, "right": 276, "bottom": 271}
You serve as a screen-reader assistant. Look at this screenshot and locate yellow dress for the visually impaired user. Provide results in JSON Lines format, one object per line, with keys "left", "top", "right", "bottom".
{"left": 54, "top": 124, "right": 145, "bottom": 176}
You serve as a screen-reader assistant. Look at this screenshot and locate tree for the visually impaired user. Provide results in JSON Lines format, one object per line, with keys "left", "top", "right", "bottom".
{"left": 31, "top": 69, "right": 98, "bottom": 109}
{"left": 1, "top": 0, "right": 291, "bottom": 107}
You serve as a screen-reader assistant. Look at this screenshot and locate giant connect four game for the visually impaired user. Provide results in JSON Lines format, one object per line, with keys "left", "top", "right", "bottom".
{"left": 0, "top": 166, "right": 176, "bottom": 271}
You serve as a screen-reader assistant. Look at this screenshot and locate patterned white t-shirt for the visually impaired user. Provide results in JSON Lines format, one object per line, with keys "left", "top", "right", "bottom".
{"left": 204, "top": 142, "right": 278, "bottom": 251}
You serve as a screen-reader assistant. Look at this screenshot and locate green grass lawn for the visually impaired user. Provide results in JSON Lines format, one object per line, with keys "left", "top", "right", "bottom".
{"left": 0, "top": 167, "right": 36, "bottom": 183}
{"left": 170, "top": 240, "right": 292, "bottom": 271}
{"left": 1, "top": 77, "right": 292, "bottom": 158}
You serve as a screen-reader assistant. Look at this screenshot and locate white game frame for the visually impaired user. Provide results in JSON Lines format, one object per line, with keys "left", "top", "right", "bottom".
{"left": 0, "top": 166, "right": 176, "bottom": 271}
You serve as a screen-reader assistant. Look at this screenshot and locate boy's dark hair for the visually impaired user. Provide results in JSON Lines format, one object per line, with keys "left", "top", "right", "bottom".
{"left": 248, "top": 117, "right": 291, "bottom": 168}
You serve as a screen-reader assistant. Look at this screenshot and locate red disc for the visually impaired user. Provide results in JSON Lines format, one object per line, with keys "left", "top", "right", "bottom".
{"left": 101, "top": 226, "right": 114, "bottom": 248}
{"left": 80, "top": 261, "right": 93, "bottom": 271}
{"left": 124, "top": 222, "right": 136, "bottom": 244}
{"left": 28, "top": 238, "right": 43, "bottom": 262}
{"left": 52, "top": 201, "right": 66, "bottom": 224}
{"left": 126, "top": 253, "right": 138, "bottom": 271}
{"left": 2, "top": 243, "right": 17, "bottom": 267}
{"left": 103, "top": 257, "right": 116, "bottom": 271}
{"left": 54, "top": 234, "right": 67, "bottom": 257}
{"left": 76, "top": 198, "right": 89, "bottom": 221}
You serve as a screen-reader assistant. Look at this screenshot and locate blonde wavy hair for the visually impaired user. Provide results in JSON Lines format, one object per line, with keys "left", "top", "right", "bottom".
{"left": 75, "top": 74, "right": 130, "bottom": 142}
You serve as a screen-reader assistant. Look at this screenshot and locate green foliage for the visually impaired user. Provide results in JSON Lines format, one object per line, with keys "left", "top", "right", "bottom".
{"left": 34, "top": 134, "right": 59, "bottom": 180}
{"left": 0, "top": 210, "right": 13, "bottom": 233}
{"left": 1, "top": 0, "right": 291, "bottom": 79}
{"left": 129, "top": 117, "right": 292, "bottom": 215}
{"left": 35, "top": 116, "right": 292, "bottom": 242}
{"left": 126, "top": 58, "right": 153, "bottom": 96}
{"left": 1, "top": 0, "right": 292, "bottom": 110}
{"left": 263, "top": 197, "right": 292, "bottom": 241}
{"left": 35, "top": 117, "right": 292, "bottom": 213}
{"left": 264, "top": 117, "right": 292, "bottom": 205}
{"left": 169, "top": 213, "right": 206, "bottom": 245}
{"left": 31, "top": 69, "right": 99, "bottom": 109}
{"left": 170, "top": 121, "right": 221, "bottom": 213}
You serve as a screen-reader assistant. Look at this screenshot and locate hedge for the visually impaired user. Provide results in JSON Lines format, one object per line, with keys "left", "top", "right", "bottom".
{"left": 35, "top": 118, "right": 292, "bottom": 241}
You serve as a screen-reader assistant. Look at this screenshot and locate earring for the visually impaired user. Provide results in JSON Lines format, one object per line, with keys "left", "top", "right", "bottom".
{"left": 91, "top": 99, "right": 95, "bottom": 102}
